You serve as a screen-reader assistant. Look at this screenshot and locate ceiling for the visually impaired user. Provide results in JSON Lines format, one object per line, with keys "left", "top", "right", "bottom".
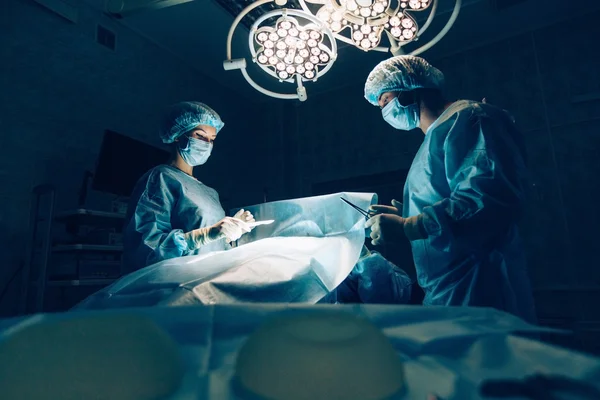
{"left": 87, "top": 0, "right": 600, "bottom": 102}
{"left": 213, "top": 0, "right": 304, "bottom": 29}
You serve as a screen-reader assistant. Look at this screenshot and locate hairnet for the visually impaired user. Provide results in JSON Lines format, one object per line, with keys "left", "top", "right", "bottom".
{"left": 159, "top": 101, "right": 225, "bottom": 144}
{"left": 364, "top": 55, "right": 445, "bottom": 106}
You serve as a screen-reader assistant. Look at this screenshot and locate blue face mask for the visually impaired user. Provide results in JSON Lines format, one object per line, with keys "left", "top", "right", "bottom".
{"left": 178, "top": 137, "right": 213, "bottom": 166}
{"left": 382, "top": 97, "right": 420, "bottom": 131}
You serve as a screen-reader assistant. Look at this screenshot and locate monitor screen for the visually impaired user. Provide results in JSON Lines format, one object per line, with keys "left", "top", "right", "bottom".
{"left": 92, "top": 130, "right": 170, "bottom": 197}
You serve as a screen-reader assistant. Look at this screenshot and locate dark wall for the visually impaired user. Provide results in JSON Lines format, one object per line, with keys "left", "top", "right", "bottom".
{"left": 2, "top": 0, "right": 599, "bottom": 350}
{"left": 0, "top": 0, "right": 281, "bottom": 314}
{"left": 285, "top": 11, "right": 600, "bottom": 348}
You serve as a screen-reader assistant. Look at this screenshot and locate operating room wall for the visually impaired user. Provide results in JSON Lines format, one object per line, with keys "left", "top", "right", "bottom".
{"left": 0, "top": 0, "right": 279, "bottom": 315}
{"left": 288, "top": 11, "right": 600, "bottom": 347}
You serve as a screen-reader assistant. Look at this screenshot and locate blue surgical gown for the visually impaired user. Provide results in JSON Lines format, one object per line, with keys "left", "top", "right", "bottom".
{"left": 122, "top": 165, "right": 229, "bottom": 274}
{"left": 321, "top": 250, "right": 413, "bottom": 304}
{"left": 404, "top": 100, "right": 537, "bottom": 323}
{"left": 338, "top": 251, "right": 413, "bottom": 304}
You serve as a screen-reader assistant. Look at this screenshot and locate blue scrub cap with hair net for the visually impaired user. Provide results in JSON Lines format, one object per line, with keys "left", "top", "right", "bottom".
{"left": 159, "top": 101, "right": 224, "bottom": 144}
{"left": 364, "top": 55, "right": 445, "bottom": 106}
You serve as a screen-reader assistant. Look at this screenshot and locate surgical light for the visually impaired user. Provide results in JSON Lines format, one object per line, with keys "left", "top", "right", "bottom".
{"left": 224, "top": 0, "right": 337, "bottom": 102}
{"left": 298, "top": 0, "right": 462, "bottom": 56}
{"left": 252, "top": 15, "right": 335, "bottom": 82}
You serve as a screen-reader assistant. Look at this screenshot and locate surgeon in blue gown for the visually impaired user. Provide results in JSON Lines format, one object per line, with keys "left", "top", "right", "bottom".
{"left": 329, "top": 245, "right": 414, "bottom": 304}
{"left": 122, "top": 101, "right": 254, "bottom": 274}
{"left": 363, "top": 56, "right": 537, "bottom": 323}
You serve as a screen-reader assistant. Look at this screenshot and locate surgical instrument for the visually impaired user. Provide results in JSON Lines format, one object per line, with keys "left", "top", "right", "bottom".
{"left": 340, "top": 197, "right": 374, "bottom": 220}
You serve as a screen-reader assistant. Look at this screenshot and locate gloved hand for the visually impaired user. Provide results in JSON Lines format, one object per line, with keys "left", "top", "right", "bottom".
{"left": 217, "top": 217, "right": 251, "bottom": 242}
{"left": 366, "top": 199, "right": 426, "bottom": 245}
{"left": 369, "top": 199, "right": 403, "bottom": 217}
{"left": 233, "top": 209, "right": 255, "bottom": 227}
{"left": 184, "top": 217, "right": 251, "bottom": 249}
{"left": 365, "top": 213, "right": 405, "bottom": 246}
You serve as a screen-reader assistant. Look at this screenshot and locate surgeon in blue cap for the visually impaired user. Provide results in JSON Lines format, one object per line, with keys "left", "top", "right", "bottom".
{"left": 122, "top": 101, "right": 255, "bottom": 274}
{"left": 364, "top": 56, "right": 536, "bottom": 323}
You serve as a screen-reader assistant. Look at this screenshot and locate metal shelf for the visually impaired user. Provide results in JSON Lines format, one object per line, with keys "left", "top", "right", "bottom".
{"left": 54, "top": 209, "right": 126, "bottom": 228}
{"left": 52, "top": 244, "right": 123, "bottom": 253}
{"left": 23, "top": 190, "right": 125, "bottom": 314}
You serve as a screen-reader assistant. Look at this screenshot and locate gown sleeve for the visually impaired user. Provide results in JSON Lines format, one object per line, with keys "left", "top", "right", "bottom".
{"left": 130, "top": 170, "right": 195, "bottom": 267}
{"left": 409, "top": 109, "right": 527, "bottom": 250}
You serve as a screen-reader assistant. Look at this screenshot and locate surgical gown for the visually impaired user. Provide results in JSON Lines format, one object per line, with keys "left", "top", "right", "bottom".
{"left": 336, "top": 251, "right": 413, "bottom": 304}
{"left": 122, "top": 165, "right": 229, "bottom": 274}
{"left": 404, "top": 100, "right": 537, "bottom": 323}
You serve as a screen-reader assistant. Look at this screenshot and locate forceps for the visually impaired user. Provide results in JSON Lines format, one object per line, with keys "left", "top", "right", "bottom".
{"left": 340, "top": 197, "right": 376, "bottom": 220}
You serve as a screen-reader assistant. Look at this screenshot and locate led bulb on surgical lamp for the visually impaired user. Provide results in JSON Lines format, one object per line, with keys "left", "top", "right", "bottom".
{"left": 300, "top": 0, "right": 461, "bottom": 55}
{"left": 253, "top": 16, "right": 334, "bottom": 83}
{"left": 225, "top": 0, "right": 459, "bottom": 100}
{"left": 224, "top": 0, "right": 337, "bottom": 102}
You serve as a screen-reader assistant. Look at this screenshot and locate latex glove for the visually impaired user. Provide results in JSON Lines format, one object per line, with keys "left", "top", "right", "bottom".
{"left": 366, "top": 199, "right": 426, "bottom": 244}
{"left": 369, "top": 199, "right": 403, "bottom": 217}
{"left": 365, "top": 213, "right": 406, "bottom": 246}
{"left": 366, "top": 200, "right": 404, "bottom": 246}
{"left": 233, "top": 209, "right": 255, "bottom": 226}
{"left": 184, "top": 217, "right": 251, "bottom": 249}
{"left": 217, "top": 217, "right": 251, "bottom": 242}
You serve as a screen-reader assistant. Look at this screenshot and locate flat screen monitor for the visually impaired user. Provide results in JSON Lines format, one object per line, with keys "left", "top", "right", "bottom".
{"left": 92, "top": 130, "right": 170, "bottom": 197}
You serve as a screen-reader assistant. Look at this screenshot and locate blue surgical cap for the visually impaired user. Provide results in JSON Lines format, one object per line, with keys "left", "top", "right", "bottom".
{"left": 159, "top": 101, "right": 225, "bottom": 144}
{"left": 364, "top": 55, "right": 445, "bottom": 106}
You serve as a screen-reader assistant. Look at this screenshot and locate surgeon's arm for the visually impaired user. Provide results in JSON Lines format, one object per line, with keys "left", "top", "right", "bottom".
{"left": 137, "top": 195, "right": 249, "bottom": 267}
{"left": 134, "top": 190, "right": 206, "bottom": 266}
{"left": 405, "top": 113, "right": 526, "bottom": 245}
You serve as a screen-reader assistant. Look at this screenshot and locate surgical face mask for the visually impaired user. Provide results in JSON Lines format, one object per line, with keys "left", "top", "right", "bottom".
{"left": 381, "top": 97, "right": 420, "bottom": 131}
{"left": 178, "top": 136, "right": 213, "bottom": 166}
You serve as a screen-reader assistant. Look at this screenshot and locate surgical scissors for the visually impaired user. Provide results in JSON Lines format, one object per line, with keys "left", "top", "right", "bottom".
{"left": 339, "top": 197, "right": 376, "bottom": 220}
